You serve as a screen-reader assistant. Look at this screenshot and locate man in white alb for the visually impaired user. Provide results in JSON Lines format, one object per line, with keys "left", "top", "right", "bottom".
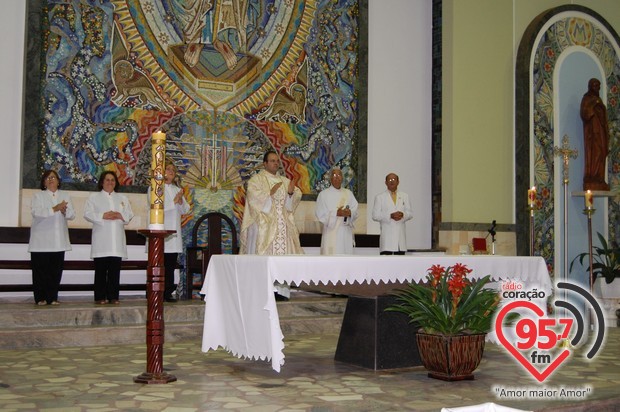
{"left": 372, "top": 173, "right": 412, "bottom": 255}
{"left": 315, "top": 168, "right": 358, "bottom": 254}
{"left": 240, "top": 150, "right": 303, "bottom": 299}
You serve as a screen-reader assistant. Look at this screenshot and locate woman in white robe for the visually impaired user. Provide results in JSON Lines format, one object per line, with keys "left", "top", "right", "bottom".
{"left": 28, "top": 170, "right": 75, "bottom": 305}
{"left": 147, "top": 161, "right": 190, "bottom": 302}
{"left": 84, "top": 171, "right": 134, "bottom": 304}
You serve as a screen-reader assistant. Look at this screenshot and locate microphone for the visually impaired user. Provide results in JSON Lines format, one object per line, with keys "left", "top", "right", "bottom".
{"left": 488, "top": 220, "right": 497, "bottom": 237}
{"left": 344, "top": 205, "right": 350, "bottom": 223}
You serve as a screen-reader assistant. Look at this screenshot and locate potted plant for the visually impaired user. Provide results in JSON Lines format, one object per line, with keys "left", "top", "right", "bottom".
{"left": 387, "top": 263, "right": 500, "bottom": 381}
{"left": 570, "top": 232, "right": 620, "bottom": 299}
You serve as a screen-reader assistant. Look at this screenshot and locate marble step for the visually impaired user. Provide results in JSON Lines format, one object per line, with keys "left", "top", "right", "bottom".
{"left": 0, "top": 294, "right": 346, "bottom": 349}
{"left": 0, "top": 300, "right": 205, "bottom": 328}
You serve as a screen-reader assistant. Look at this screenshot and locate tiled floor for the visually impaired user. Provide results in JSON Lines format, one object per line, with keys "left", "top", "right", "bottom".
{"left": 1, "top": 325, "right": 619, "bottom": 411}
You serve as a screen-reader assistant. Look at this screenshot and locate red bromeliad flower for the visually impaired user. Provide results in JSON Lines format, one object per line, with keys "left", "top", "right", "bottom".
{"left": 389, "top": 263, "right": 499, "bottom": 335}
{"left": 449, "top": 263, "right": 472, "bottom": 309}
{"left": 447, "top": 275, "right": 467, "bottom": 296}
{"left": 428, "top": 264, "right": 445, "bottom": 303}
{"left": 429, "top": 264, "right": 444, "bottom": 287}
{"left": 448, "top": 274, "right": 468, "bottom": 316}
{"left": 451, "top": 263, "right": 472, "bottom": 277}
{"left": 448, "top": 264, "right": 470, "bottom": 297}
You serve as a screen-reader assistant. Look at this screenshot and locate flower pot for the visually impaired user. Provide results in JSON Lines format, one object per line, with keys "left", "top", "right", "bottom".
{"left": 593, "top": 278, "right": 620, "bottom": 324}
{"left": 593, "top": 277, "right": 620, "bottom": 299}
{"left": 415, "top": 332, "right": 486, "bottom": 381}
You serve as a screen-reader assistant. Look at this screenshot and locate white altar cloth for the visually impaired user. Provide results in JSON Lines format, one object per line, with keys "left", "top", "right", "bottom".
{"left": 200, "top": 255, "right": 552, "bottom": 372}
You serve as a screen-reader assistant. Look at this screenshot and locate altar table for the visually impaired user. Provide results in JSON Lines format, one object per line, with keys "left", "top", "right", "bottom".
{"left": 200, "top": 255, "right": 552, "bottom": 372}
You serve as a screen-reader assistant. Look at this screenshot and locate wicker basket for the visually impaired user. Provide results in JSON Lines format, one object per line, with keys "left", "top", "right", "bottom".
{"left": 416, "top": 332, "right": 486, "bottom": 381}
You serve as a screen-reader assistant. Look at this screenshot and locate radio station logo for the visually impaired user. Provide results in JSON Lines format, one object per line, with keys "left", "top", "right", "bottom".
{"left": 495, "top": 281, "right": 605, "bottom": 383}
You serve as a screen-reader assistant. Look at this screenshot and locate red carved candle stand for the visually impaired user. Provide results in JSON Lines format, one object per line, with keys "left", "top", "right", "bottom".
{"left": 134, "top": 229, "right": 176, "bottom": 384}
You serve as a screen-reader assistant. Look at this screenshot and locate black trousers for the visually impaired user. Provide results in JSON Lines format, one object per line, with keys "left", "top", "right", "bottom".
{"left": 94, "top": 257, "right": 121, "bottom": 302}
{"left": 31, "top": 251, "right": 65, "bottom": 304}
{"left": 380, "top": 251, "right": 406, "bottom": 255}
{"left": 164, "top": 253, "right": 178, "bottom": 298}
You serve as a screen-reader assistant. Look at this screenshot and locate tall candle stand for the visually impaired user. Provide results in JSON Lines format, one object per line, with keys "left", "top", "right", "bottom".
{"left": 134, "top": 130, "right": 176, "bottom": 384}
{"left": 582, "top": 204, "right": 596, "bottom": 331}
{"left": 134, "top": 230, "right": 175, "bottom": 384}
{"left": 529, "top": 204, "right": 536, "bottom": 256}
{"left": 583, "top": 205, "right": 596, "bottom": 293}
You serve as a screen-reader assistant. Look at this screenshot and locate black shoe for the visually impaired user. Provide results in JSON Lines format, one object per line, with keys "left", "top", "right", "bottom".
{"left": 274, "top": 292, "right": 289, "bottom": 302}
{"left": 165, "top": 296, "right": 178, "bottom": 303}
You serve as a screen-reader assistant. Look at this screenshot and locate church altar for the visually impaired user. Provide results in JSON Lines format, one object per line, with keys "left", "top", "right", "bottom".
{"left": 200, "top": 254, "right": 552, "bottom": 372}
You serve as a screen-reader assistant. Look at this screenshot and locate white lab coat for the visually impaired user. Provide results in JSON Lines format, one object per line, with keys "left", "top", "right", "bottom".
{"left": 28, "top": 190, "right": 75, "bottom": 252}
{"left": 147, "top": 184, "right": 190, "bottom": 253}
{"left": 371, "top": 190, "right": 413, "bottom": 252}
{"left": 84, "top": 190, "right": 134, "bottom": 258}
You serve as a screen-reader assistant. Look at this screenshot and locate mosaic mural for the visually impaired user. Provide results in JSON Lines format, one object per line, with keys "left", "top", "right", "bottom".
{"left": 532, "top": 16, "right": 620, "bottom": 274}
{"left": 33, "top": 0, "right": 364, "bottom": 194}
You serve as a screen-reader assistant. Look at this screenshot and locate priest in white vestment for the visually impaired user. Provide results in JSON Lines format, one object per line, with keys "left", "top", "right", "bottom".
{"left": 315, "top": 168, "right": 359, "bottom": 254}
{"left": 240, "top": 150, "right": 303, "bottom": 255}
{"left": 240, "top": 150, "right": 304, "bottom": 298}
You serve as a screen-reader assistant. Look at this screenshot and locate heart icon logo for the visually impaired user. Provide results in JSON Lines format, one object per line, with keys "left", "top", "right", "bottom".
{"left": 495, "top": 300, "right": 571, "bottom": 382}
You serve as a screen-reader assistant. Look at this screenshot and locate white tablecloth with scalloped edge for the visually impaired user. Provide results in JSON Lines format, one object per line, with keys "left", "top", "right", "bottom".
{"left": 201, "top": 255, "right": 552, "bottom": 372}
{"left": 441, "top": 402, "right": 531, "bottom": 412}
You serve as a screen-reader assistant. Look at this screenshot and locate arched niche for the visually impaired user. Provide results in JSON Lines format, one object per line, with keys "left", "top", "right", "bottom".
{"left": 515, "top": 6, "right": 620, "bottom": 279}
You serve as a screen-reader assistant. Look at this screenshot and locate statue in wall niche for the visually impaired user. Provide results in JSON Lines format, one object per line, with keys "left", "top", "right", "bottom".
{"left": 580, "top": 78, "right": 610, "bottom": 191}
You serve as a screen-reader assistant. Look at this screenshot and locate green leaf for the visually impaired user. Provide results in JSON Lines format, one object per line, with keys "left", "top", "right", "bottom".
{"left": 385, "top": 267, "right": 500, "bottom": 335}
{"left": 570, "top": 232, "right": 620, "bottom": 284}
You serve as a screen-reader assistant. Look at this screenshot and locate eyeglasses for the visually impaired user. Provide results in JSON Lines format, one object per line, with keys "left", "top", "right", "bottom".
{"left": 46, "top": 176, "right": 58, "bottom": 181}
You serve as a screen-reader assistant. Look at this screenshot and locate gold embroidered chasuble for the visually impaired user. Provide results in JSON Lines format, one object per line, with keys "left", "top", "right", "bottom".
{"left": 240, "top": 170, "right": 303, "bottom": 255}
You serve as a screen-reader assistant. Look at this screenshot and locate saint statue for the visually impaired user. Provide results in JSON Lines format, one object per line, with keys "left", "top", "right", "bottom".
{"left": 580, "top": 78, "right": 610, "bottom": 191}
